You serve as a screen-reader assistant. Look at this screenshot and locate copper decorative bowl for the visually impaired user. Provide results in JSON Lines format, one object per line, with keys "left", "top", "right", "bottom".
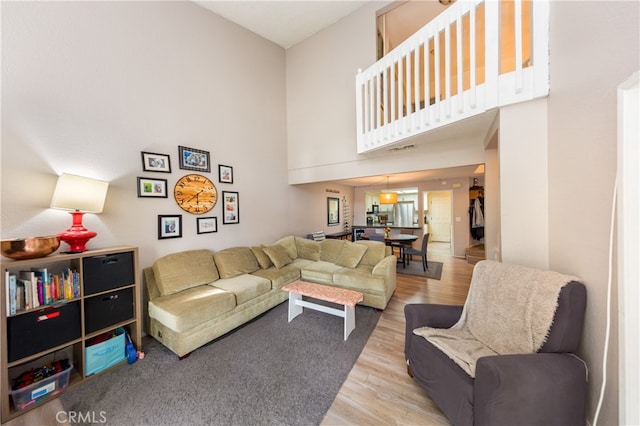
{"left": 1, "top": 236, "right": 61, "bottom": 260}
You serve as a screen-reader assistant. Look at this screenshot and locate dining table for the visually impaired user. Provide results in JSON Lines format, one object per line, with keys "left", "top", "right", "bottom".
{"left": 363, "top": 233, "right": 418, "bottom": 268}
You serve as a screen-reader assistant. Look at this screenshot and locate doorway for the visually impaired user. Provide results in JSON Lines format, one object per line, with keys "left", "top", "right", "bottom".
{"left": 424, "top": 190, "right": 452, "bottom": 247}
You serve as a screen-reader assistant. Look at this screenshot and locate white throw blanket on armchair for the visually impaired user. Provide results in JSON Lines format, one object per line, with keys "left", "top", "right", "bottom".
{"left": 414, "top": 260, "right": 579, "bottom": 377}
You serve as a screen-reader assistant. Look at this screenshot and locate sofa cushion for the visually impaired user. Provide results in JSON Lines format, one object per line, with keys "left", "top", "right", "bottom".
{"left": 152, "top": 250, "right": 219, "bottom": 296}
{"left": 319, "top": 239, "right": 345, "bottom": 263}
{"left": 274, "top": 235, "right": 297, "bottom": 260}
{"left": 334, "top": 242, "right": 368, "bottom": 268}
{"left": 295, "top": 236, "right": 320, "bottom": 261}
{"left": 252, "top": 266, "right": 301, "bottom": 289}
{"left": 333, "top": 266, "right": 387, "bottom": 294}
{"left": 301, "top": 261, "right": 343, "bottom": 285}
{"left": 290, "top": 258, "right": 314, "bottom": 269}
{"left": 212, "top": 274, "right": 272, "bottom": 305}
{"left": 355, "top": 240, "right": 388, "bottom": 266}
{"left": 251, "top": 246, "right": 273, "bottom": 269}
{"left": 213, "top": 247, "right": 260, "bottom": 279}
{"left": 263, "top": 244, "right": 293, "bottom": 269}
{"left": 148, "top": 285, "right": 235, "bottom": 332}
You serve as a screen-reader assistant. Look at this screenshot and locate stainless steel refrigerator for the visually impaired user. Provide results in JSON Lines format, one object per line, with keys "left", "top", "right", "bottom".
{"left": 392, "top": 201, "right": 415, "bottom": 227}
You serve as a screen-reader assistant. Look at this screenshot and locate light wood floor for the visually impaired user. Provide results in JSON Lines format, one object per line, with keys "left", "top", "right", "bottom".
{"left": 3, "top": 243, "right": 473, "bottom": 426}
{"left": 322, "top": 243, "right": 473, "bottom": 426}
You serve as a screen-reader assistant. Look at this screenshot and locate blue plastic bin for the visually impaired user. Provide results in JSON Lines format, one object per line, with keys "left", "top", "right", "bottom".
{"left": 84, "top": 328, "right": 125, "bottom": 376}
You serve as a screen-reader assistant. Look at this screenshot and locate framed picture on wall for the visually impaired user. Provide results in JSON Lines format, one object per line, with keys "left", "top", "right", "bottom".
{"left": 141, "top": 151, "right": 171, "bottom": 173}
{"left": 222, "top": 191, "right": 239, "bottom": 224}
{"left": 327, "top": 197, "right": 340, "bottom": 226}
{"left": 158, "top": 215, "right": 182, "bottom": 239}
{"left": 197, "top": 216, "right": 218, "bottom": 234}
{"left": 178, "top": 145, "right": 210, "bottom": 172}
{"left": 137, "top": 177, "right": 168, "bottom": 198}
{"left": 218, "top": 164, "right": 233, "bottom": 183}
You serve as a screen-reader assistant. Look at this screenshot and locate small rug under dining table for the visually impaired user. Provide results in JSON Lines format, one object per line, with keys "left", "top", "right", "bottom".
{"left": 397, "top": 260, "right": 444, "bottom": 279}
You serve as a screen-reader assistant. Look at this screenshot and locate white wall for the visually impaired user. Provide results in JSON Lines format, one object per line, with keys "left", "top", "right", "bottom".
{"left": 290, "top": 182, "right": 354, "bottom": 236}
{"left": 547, "top": 2, "right": 639, "bottom": 424}
{"left": 0, "top": 2, "right": 301, "bottom": 271}
{"left": 499, "top": 98, "right": 549, "bottom": 270}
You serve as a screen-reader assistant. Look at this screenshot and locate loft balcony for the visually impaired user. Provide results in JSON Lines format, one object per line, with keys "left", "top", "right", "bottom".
{"left": 356, "top": 0, "right": 549, "bottom": 153}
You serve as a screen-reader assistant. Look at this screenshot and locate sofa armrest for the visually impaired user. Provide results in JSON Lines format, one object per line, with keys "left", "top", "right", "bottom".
{"left": 404, "top": 303, "right": 463, "bottom": 329}
{"left": 404, "top": 304, "right": 463, "bottom": 363}
{"left": 142, "top": 267, "right": 161, "bottom": 334}
{"left": 143, "top": 267, "right": 161, "bottom": 301}
{"left": 474, "top": 353, "right": 587, "bottom": 426}
{"left": 371, "top": 254, "right": 396, "bottom": 277}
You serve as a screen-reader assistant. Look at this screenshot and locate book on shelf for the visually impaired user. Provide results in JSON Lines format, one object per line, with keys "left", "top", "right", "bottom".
{"left": 7, "top": 273, "right": 17, "bottom": 315}
{"left": 18, "top": 279, "right": 32, "bottom": 310}
{"left": 32, "top": 267, "right": 49, "bottom": 305}
{"left": 18, "top": 270, "right": 39, "bottom": 309}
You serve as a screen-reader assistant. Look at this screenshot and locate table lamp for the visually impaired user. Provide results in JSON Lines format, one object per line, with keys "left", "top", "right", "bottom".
{"left": 50, "top": 173, "right": 109, "bottom": 253}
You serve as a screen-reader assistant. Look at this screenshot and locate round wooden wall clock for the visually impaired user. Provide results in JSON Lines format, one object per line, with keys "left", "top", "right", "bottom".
{"left": 174, "top": 174, "right": 217, "bottom": 214}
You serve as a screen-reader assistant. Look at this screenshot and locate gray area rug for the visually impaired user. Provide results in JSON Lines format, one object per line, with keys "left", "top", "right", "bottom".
{"left": 60, "top": 300, "right": 380, "bottom": 425}
{"left": 397, "top": 260, "right": 444, "bottom": 280}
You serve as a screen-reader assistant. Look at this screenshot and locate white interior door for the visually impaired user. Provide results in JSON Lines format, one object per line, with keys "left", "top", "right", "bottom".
{"left": 428, "top": 191, "right": 452, "bottom": 242}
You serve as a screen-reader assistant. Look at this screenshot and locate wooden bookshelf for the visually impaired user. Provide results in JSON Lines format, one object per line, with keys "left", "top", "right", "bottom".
{"left": 0, "top": 246, "right": 141, "bottom": 423}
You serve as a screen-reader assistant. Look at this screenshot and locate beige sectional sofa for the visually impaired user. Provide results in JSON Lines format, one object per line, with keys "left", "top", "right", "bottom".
{"left": 143, "top": 235, "right": 397, "bottom": 357}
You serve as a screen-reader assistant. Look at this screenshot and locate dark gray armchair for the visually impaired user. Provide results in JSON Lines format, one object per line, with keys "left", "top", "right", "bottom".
{"left": 404, "top": 261, "right": 588, "bottom": 426}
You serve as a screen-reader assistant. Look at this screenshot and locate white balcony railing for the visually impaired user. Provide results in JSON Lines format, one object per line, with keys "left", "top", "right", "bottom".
{"left": 356, "top": 0, "right": 549, "bottom": 153}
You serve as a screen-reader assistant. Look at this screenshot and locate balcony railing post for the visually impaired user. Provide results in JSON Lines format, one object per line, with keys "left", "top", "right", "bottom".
{"left": 484, "top": 0, "right": 499, "bottom": 110}
{"left": 532, "top": 0, "right": 550, "bottom": 98}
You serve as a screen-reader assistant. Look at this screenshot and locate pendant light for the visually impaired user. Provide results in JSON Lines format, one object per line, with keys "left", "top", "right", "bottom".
{"left": 379, "top": 176, "right": 398, "bottom": 204}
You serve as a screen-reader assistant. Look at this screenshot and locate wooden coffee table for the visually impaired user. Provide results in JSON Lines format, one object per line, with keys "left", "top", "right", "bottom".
{"left": 281, "top": 280, "right": 364, "bottom": 340}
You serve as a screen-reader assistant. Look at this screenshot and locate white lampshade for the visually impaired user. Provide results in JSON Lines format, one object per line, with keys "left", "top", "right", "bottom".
{"left": 50, "top": 173, "right": 109, "bottom": 213}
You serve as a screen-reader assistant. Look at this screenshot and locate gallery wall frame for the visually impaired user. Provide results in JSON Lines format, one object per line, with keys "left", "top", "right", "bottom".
{"left": 137, "top": 177, "right": 168, "bottom": 198}
{"left": 178, "top": 145, "right": 210, "bottom": 172}
{"left": 218, "top": 164, "right": 233, "bottom": 184}
{"left": 197, "top": 216, "right": 218, "bottom": 234}
{"left": 158, "top": 215, "right": 182, "bottom": 239}
{"left": 222, "top": 191, "right": 239, "bottom": 224}
{"left": 141, "top": 151, "right": 171, "bottom": 173}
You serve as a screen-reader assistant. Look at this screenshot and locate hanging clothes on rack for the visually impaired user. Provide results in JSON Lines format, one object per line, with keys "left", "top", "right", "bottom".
{"left": 469, "top": 188, "right": 484, "bottom": 240}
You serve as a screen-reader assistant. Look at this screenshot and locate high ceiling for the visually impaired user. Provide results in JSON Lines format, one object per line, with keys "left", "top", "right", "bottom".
{"left": 194, "top": 1, "right": 372, "bottom": 49}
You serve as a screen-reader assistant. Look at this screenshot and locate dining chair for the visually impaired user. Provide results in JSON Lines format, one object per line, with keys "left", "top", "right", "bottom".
{"left": 404, "top": 233, "right": 430, "bottom": 271}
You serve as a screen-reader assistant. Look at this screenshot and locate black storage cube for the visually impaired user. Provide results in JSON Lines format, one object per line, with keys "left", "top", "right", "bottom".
{"left": 84, "top": 287, "right": 134, "bottom": 334}
{"left": 7, "top": 301, "right": 81, "bottom": 362}
{"left": 83, "top": 252, "right": 134, "bottom": 295}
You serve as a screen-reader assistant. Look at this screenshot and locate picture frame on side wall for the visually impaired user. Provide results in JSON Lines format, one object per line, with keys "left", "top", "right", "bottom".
{"left": 178, "top": 145, "right": 210, "bottom": 172}
{"left": 222, "top": 191, "right": 239, "bottom": 224}
{"left": 327, "top": 197, "right": 340, "bottom": 226}
{"left": 141, "top": 151, "right": 171, "bottom": 173}
{"left": 218, "top": 164, "right": 233, "bottom": 184}
{"left": 197, "top": 216, "right": 218, "bottom": 234}
{"left": 158, "top": 215, "right": 182, "bottom": 239}
{"left": 137, "top": 177, "right": 168, "bottom": 198}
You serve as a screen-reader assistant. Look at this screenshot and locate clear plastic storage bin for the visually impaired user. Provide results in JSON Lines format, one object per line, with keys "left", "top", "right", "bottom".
{"left": 10, "top": 363, "right": 72, "bottom": 411}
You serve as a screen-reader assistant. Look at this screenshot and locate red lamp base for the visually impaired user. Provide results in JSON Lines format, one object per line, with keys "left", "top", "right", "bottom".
{"left": 57, "top": 211, "right": 97, "bottom": 253}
